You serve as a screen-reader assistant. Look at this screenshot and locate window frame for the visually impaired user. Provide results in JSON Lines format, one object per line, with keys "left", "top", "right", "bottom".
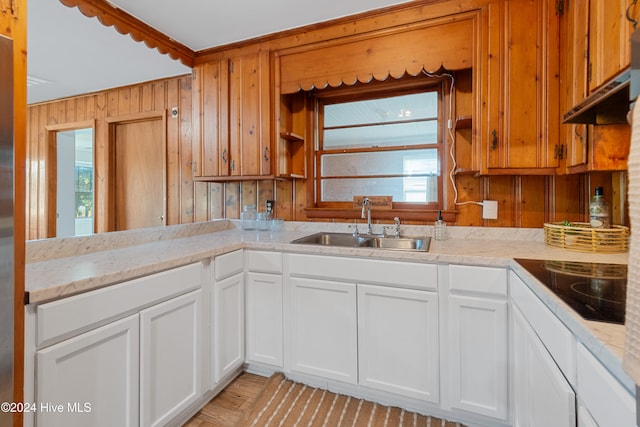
{"left": 311, "top": 76, "right": 448, "bottom": 213}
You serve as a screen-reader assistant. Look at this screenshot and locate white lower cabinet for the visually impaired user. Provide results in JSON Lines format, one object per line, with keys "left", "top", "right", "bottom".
{"left": 210, "top": 250, "right": 245, "bottom": 386}
{"left": 286, "top": 253, "right": 439, "bottom": 397}
{"left": 448, "top": 294, "right": 508, "bottom": 420}
{"left": 246, "top": 271, "right": 283, "bottom": 367}
{"left": 140, "top": 290, "right": 203, "bottom": 427}
{"left": 30, "top": 262, "right": 204, "bottom": 427}
{"left": 357, "top": 284, "right": 439, "bottom": 403}
{"left": 576, "top": 342, "right": 636, "bottom": 427}
{"left": 211, "top": 268, "right": 245, "bottom": 385}
{"left": 289, "top": 277, "right": 358, "bottom": 384}
{"left": 36, "top": 314, "right": 140, "bottom": 427}
{"left": 245, "top": 251, "right": 284, "bottom": 369}
{"left": 511, "top": 302, "right": 576, "bottom": 427}
{"left": 446, "top": 265, "right": 509, "bottom": 422}
{"left": 577, "top": 403, "right": 599, "bottom": 427}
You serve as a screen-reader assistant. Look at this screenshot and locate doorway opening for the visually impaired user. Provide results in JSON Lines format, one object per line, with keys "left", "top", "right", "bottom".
{"left": 55, "top": 128, "right": 94, "bottom": 237}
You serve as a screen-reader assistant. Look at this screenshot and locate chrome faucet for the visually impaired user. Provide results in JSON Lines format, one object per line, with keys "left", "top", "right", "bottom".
{"left": 361, "top": 197, "right": 373, "bottom": 235}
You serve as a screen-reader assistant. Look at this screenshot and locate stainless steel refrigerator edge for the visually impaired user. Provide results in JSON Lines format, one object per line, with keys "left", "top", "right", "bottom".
{"left": 0, "top": 34, "right": 14, "bottom": 426}
{"left": 632, "top": 26, "right": 640, "bottom": 427}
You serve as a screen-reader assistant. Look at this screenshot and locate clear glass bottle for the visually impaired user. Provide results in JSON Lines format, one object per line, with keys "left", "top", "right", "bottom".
{"left": 589, "top": 187, "right": 610, "bottom": 228}
{"left": 257, "top": 212, "right": 272, "bottom": 231}
{"left": 434, "top": 210, "right": 447, "bottom": 241}
{"left": 241, "top": 205, "right": 257, "bottom": 230}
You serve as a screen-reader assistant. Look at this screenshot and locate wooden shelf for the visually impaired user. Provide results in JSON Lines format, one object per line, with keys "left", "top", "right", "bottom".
{"left": 280, "top": 131, "right": 304, "bottom": 142}
{"left": 455, "top": 115, "right": 472, "bottom": 130}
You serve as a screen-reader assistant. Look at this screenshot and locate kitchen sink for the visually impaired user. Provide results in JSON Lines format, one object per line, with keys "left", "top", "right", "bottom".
{"left": 370, "top": 236, "right": 430, "bottom": 251}
{"left": 290, "top": 232, "right": 430, "bottom": 252}
{"left": 290, "top": 232, "right": 372, "bottom": 248}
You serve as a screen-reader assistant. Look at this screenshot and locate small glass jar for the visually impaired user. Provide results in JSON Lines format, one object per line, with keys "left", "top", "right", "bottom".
{"left": 257, "top": 212, "right": 272, "bottom": 231}
{"left": 241, "top": 205, "right": 257, "bottom": 230}
{"left": 271, "top": 218, "right": 285, "bottom": 232}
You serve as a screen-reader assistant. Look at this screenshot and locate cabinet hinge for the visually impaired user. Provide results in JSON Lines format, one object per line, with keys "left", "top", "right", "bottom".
{"left": 588, "top": 62, "right": 592, "bottom": 84}
{"left": 554, "top": 144, "right": 565, "bottom": 160}
{"left": 555, "top": 0, "right": 565, "bottom": 16}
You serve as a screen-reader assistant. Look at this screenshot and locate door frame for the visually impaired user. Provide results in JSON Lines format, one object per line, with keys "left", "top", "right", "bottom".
{"left": 44, "top": 120, "right": 96, "bottom": 238}
{"left": 106, "top": 111, "right": 167, "bottom": 232}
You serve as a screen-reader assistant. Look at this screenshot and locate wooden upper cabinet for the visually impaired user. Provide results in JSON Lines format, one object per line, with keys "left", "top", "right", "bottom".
{"left": 229, "top": 50, "right": 271, "bottom": 177}
{"left": 483, "top": 0, "right": 560, "bottom": 174}
{"left": 558, "top": 0, "right": 632, "bottom": 174}
{"left": 192, "top": 60, "right": 230, "bottom": 178}
{"left": 192, "top": 50, "right": 271, "bottom": 180}
{"left": 559, "top": 0, "right": 589, "bottom": 170}
{"left": 588, "top": 0, "right": 637, "bottom": 92}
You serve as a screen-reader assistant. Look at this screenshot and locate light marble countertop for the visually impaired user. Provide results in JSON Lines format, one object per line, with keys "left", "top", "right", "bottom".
{"left": 25, "top": 220, "right": 632, "bottom": 392}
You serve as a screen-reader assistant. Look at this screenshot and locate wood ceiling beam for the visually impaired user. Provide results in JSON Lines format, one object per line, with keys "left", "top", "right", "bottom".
{"left": 59, "top": 0, "right": 196, "bottom": 67}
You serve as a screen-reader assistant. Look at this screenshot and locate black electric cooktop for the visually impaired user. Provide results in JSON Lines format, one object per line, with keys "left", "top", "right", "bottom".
{"left": 514, "top": 258, "right": 627, "bottom": 325}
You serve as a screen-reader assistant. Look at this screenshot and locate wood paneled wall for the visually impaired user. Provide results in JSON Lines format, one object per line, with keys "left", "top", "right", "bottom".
{"left": 25, "top": 79, "right": 625, "bottom": 240}
{"left": 25, "top": 0, "right": 628, "bottom": 240}
{"left": 26, "top": 76, "right": 194, "bottom": 239}
{"left": 201, "top": 172, "right": 622, "bottom": 228}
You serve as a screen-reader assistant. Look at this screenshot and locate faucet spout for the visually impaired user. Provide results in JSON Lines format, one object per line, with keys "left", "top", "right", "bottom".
{"left": 361, "top": 197, "right": 373, "bottom": 235}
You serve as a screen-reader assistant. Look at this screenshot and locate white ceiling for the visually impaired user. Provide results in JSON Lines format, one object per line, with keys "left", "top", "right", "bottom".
{"left": 27, "top": 0, "right": 411, "bottom": 105}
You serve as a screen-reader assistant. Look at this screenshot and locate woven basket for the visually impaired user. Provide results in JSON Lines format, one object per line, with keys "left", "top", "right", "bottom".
{"left": 543, "top": 222, "right": 630, "bottom": 253}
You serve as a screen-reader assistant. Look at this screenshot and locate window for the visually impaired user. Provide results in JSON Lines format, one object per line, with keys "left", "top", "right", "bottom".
{"left": 314, "top": 79, "right": 445, "bottom": 211}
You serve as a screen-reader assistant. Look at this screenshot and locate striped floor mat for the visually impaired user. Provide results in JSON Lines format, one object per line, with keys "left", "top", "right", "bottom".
{"left": 234, "top": 373, "right": 465, "bottom": 427}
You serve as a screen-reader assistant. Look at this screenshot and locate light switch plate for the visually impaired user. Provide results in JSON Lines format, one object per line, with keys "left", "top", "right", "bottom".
{"left": 482, "top": 200, "right": 498, "bottom": 220}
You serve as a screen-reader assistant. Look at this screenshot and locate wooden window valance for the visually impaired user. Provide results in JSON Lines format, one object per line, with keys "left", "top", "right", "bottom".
{"left": 276, "top": 12, "right": 479, "bottom": 94}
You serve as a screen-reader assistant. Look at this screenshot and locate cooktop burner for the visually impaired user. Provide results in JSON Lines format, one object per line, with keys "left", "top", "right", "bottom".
{"left": 514, "top": 259, "right": 627, "bottom": 325}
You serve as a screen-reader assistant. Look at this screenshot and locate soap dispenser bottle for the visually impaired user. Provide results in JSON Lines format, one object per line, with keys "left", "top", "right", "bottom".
{"left": 434, "top": 210, "right": 447, "bottom": 241}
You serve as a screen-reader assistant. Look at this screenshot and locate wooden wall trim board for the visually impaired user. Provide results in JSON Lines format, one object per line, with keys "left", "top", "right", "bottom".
{"left": 59, "top": 0, "right": 196, "bottom": 67}
{"left": 276, "top": 12, "right": 476, "bottom": 94}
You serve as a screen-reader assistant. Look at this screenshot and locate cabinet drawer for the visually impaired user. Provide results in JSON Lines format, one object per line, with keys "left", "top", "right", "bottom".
{"left": 37, "top": 262, "right": 202, "bottom": 348}
{"left": 214, "top": 249, "right": 244, "bottom": 280}
{"left": 449, "top": 264, "right": 507, "bottom": 296}
{"left": 288, "top": 254, "right": 437, "bottom": 291}
{"left": 510, "top": 271, "right": 576, "bottom": 385}
{"left": 577, "top": 343, "right": 635, "bottom": 427}
{"left": 246, "top": 251, "right": 282, "bottom": 274}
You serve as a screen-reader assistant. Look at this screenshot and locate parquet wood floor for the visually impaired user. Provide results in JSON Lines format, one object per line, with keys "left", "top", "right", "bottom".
{"left": 182, "top": 372, "right": 268, "bottom": 427}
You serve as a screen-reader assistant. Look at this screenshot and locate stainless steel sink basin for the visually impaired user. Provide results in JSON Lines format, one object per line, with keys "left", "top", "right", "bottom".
{"left": 290, "top": 232, "right": 372, "bottom": 248}
{"left": 290, "top": 232, "right": 430, "bottom": 252}
{"left": 371, "top": 236, "right": 431, "bottom": 251}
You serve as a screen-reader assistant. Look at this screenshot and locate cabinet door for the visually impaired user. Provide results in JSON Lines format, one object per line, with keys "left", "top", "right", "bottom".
{"left": 577, "top": 343, "right": 636, "bottom": 427}
{"left": 512, "top": 303, "right": 576, "bottom": 427}
{"left": 486, "top": 0, "right": 559, "bottom": 172}
{"left": 289, "top": 277, "right": 357, "bottom": 384}
{"left": 588, "top": 0, "right": 635, "bottom": 92}
{"left": 140, "top": 290, "right": 202, "bottom": 427}
{"left": 229, "top": 50, "right": 271, "bottom": 177}
{"left": 36, "top": 314, "right": 139, "bottom": 427}
{"left": 212, "top": 271, "right": 245, "bottom": 384}
{"left": 192, "top": 60, "right": 230, "bottom": 178}
{"left": 448, "top": 294, "right": 508, "bottom": 421}
{"left": 246, "top": 272, "right": 283, "bottom": 367}
{"left": 357, "top": 284, "right": 439, "bottom": 403}
{"left": 560, "top": 0, "right": 589, "bottom": 169}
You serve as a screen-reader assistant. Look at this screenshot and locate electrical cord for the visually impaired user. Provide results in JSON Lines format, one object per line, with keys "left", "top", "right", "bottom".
{"left": 422, "top": 69, "right": 483, "bottom": 208}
